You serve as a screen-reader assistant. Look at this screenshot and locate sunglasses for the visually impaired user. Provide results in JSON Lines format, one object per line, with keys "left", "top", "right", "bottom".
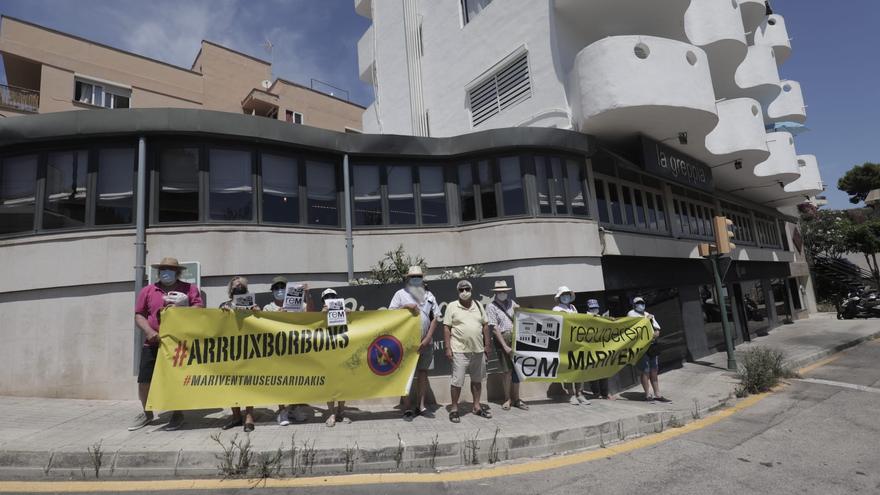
{"left": 458, "top": 288, "right": 471, "bottom": 293}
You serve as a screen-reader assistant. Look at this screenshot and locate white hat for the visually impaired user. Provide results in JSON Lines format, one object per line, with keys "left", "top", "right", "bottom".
{"left": 555, "top": 286, "right": 575, "bottom": 301}
{"left": 492, "top": 280, "right": 513, "bottom": 292}
{"left": 633, "top": 296, "right": 646, "bottom": 304}
{"left": 405, "top": 266, "right": 424, "bottom": 278}
{"left": 321, "top": 288, "right": 338, "bottom": 298}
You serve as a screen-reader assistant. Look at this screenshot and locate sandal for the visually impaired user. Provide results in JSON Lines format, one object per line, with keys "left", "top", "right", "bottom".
{"left": 243, "top": 422, "right": 255, "bottom": 433}
{"left": 473, "top": 408, "right": 493, "bottom": 419}
{"left": 325, "top": 414, "right": 336, "bottom": 427}
{"left": 513, "top": 399, "right": 529, "bottom": 410}
{"left": 501, "top": 400, "right": 511, "bottom": 411}
{"left": 449, "top": 411, "right": 461, "bottom": 423}
{"left": 221, "top": 416, "right": 243, "bottom": 430}
{"left": 419, "top": 408, "right": 435, "bottom": 419}
{"left": 402, "top": 410, "right": 415, "bottom": 421}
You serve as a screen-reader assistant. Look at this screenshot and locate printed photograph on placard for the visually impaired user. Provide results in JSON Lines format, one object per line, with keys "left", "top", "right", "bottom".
{"left": 232, "top": 293, "right": 256, "bottom": 309}
{"left": 283, "top": 282, "right": 306, "bottom": 312}
{"left": 515, "top": 312, "right": 562, "bottom": 353}
{"left": 326, "top": 298, "right": 347, "bottom": 327}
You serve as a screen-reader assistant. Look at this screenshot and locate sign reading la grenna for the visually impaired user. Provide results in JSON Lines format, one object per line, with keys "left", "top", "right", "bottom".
{"left": 512, "top": 309, "right": 654, "bottom": 382}
{"left": 641, "top": 136, "right": 714, "bottom": 192}
{"left": 146, "top": 307, "right": 420, "bottom": 411}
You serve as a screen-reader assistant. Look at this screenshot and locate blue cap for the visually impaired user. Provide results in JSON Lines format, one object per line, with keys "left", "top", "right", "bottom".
{"left": 587, "top": 299, "right": 600, "bottom": 308}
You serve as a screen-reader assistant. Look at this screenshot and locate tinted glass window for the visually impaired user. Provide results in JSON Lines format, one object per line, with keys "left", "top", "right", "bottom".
{"left": 498, "top": 156, "right": 525, "bottom": 216}
{"left": 621, "top": 186, "right": 635, "bottom": 225}
{"left": 353, "top": 164, "right": 382, "bottom": 226}
{"left": 420, "top": 165, "right": 447, "bottom": 224}
{"left": 535, "top": 157, "right": 551, "bottom": 214}
{"left": 594, "top": 179, "right": 609, "bottom": 223}
{"left": 566, "top": 159, "right": 588, "bottom": 216}
{"left": 0, "top": 154, "right": 37, "bottom": 234}
{"left": 655, "top": 194, "right": 668, "bottom": 231}
{"left": 209, "top": 149, "right": 253, "bottom": 221}
{"left": 43, "top": 150, "right": 88, "bottom": 229}
{"left": 477, "top": 160, "right": 497, "bottom": 219}
{"left": 261, "top": 153, "right": 299, "bottom": 224}
{"left": 387, "top": 164, "right": 415, "bottom": 225}
{"left": 306, "top": 160, "right": 338, "bottom": 226}
{"left": 608, "top": 182, "right": 622, "bottom": 224}
{"left": 458, "top": 163, "right": 476, "bottom": 222}
{"left": 158, "top": 147, "right": 199, "bottom": 222}
{"left": 95, "top": 148, "right": 135, "bottom": 225}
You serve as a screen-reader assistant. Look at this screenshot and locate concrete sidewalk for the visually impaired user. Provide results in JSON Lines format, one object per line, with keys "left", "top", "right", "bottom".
{"left": 0, "top": 314, "right": 877, "bottom": 480}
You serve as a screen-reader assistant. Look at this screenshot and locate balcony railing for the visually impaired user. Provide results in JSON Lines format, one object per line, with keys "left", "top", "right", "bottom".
{"left": 0, "top": 84, "right": 39, "bottom": 113}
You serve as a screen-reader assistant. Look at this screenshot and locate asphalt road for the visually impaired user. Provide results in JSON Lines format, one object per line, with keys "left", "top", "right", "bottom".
{"left": 20, "top": 339, "right": 880, "bottom": 495}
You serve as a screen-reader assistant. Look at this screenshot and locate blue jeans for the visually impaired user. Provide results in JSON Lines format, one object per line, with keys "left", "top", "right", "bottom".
{"left": 639, "top": 355, "right": 659, "bottom": 373}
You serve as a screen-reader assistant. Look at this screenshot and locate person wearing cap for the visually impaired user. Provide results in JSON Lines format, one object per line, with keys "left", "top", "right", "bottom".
{"left": 628, "top": 296, "right": 669, "bottom": 403}
{"left": 443, "top": 279, "right": 491, "bottom": 423}
{"left": 553, "top": 286, "right": 590, "bottom": 406}
{"left": 129, "top": 257, "right": 204, "bottom": 432}
{"left": 388, "top": 266, "right": 440, "bottom": 420}
{"left": 586, "top": 299, "right": 614, "bottom": 400}
{"left": 219, "top": 276, "right": 261, "bottom": 432}
{"left": 486, "top": 280, "right": 528, "bottom": 411}
{"left": 321, "top": 287, "right": 351, "bottom": 426}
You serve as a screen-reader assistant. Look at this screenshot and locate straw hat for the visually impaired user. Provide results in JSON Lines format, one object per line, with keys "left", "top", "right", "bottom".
{"left": 405, "top": 266, "right": 424, "bottom": 278}
{"left": 151, "top": 257, "right": 184, "bottom": 270}
{"left": 492, "top": 280, "right": 513, "bottom": 292}
{"left": 554, "top": 286, "right": 575, "bottom": 301}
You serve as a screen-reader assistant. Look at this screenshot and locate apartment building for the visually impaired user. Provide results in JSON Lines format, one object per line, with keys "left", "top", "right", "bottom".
{"left": 0, "top": 16, "right": 363, "bottom": 132}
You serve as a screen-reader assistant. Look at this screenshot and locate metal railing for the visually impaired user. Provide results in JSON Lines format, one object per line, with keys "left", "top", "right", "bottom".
{"left": 0, "top": 83, "right": 39, "bottom": 113}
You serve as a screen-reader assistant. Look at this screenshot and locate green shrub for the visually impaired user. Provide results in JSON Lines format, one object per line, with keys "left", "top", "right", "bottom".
{"left": 737, "top": 347, "right": 798, "bottom": 396}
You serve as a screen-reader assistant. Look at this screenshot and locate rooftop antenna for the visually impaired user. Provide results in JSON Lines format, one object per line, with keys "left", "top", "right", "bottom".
{"left": 263, "top": 38, "right": 274, "bottom": 80}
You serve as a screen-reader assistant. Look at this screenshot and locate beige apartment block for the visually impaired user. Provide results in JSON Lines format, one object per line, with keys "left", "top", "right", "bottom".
{"left": 0, "top": 16, "right": 363, "bottom": 131}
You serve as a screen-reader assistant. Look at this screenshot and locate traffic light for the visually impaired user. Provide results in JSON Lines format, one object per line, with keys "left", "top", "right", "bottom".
{"left": 713, "top": 216, "right": 736, "bottom": 254}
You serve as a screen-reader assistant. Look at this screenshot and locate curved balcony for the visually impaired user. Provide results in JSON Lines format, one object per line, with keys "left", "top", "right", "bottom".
{"left": 570, "top": 36, "right": 718, "bottom": 148}
{"left": 738, "top": 0, "right": 767, "bottom": 36}
{"left": 730, "top": 132, "right": 800, "bottom": 203}
{"left": 555, "top": 0, "right": 691, "bottom": 46}
{"left": 754, "top": 14, "right": 791, "bottom": 64}
{"left": 765, "top": 80, "right": 806, "bottom": 123}
{"left": 704, "top": 98, "right": 770, "bottom": 188}
{"left": 730, "top": 44, "right": 781, "bottom": 102}
{"left": 684, "top": 0, "right": 748, "bottom": 102}
{"left": 783, "top": 155, "right": 824, "bottom": 196}
{"left": 357, "top": 25, "right": 375, "bottom": 84}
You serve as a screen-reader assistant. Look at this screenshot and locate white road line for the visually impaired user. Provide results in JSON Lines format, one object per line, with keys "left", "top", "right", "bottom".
{"left": 796, "top": 378, "right": 880, "bottom": 394}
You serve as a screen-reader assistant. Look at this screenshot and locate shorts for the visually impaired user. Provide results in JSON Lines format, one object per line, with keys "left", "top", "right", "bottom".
{"left": 451, "top": 352, "right": 487, "bottom": 388}
{"left": 137, "top": 345, "right": 159, "bottom": 384}
{"left": 416, "top": 347, "right": 434, "bottom": 371}
{"left": 639, "top": 354, "right": 660, "bottom": 373}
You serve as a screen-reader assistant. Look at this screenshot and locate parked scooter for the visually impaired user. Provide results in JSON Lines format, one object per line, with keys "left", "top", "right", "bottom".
{"left": 838, "top": 287, "right": 880, "bottom": 319}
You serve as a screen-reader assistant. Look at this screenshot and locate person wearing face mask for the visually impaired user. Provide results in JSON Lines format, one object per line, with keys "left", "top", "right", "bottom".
{"left": 388, "top": 266, "right": 440, "bottom": 420}
{"left": 443, "top": 280, "right": 491, "bottom": 423}
{"left": 219, "top": 276, "right": 260, "bottom": 432}
{"left": 553, "top": 286, "right": 590, "bottom": 406}
{"left": 627, "top": 296, "right": 670, "bottom": 404}
{"left": 486, "top": 280, "right": 528, "bottom": 411}
{"left": 129, "top": 257, "right": 204, "bottom": 432}
{"left": 321, "top": 288, "right": 353, "bottom": 427}
{"left": 586, "top": 299, "right": 614, "bottom": 400}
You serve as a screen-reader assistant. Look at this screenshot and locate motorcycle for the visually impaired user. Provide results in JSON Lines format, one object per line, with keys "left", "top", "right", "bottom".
{"left": 838, "top": 289, "right": 880, "bottom": 319}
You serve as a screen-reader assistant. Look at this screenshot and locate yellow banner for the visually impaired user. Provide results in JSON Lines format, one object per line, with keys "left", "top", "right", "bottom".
{"left": 146, "top": 307, "right": 420, "bottom": 411}
{"left": 512, "top": 309, "right": 653, "bottom": 382}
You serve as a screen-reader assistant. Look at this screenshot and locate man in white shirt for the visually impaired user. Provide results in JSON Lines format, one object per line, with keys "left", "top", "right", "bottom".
{"left": 389, "top": 266, "right": 440, "bottom": 420}
{"left": 628, "top": 296, "right": 670, "bottom": 403}
{"left": 553, "top": 286, "right": 590, "bottom": 406}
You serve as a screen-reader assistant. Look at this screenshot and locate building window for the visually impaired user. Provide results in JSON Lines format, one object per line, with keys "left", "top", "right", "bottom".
{"left": 158, "top": 147, "right": 200, "bottom": 222}
{"left": 461, "top": 0, "right": 493, "bottom": 25}
{"left": 671, "top": 187, "right": 716, "bottom": 239}
{"left": 594, "top": 164, "right": 668, "bottom": 234}
{"left": 75, "top": 79, "right": 130, "bottom": 109}
{"left": 261, "top": 153, "right": 299, "bottom": 224}
{"left": 468, "top": 52, "right": 531, "bottom": 127}
{"left": 387, "top": 164, "right": 416, "bottom": 225}
{"left": 721, "top": 202, "right": 755, "bottom": 244}
{"left": 458, "top": 163, "right": 476, "bottom": 222}
{"left": 498, "top": 156, "right": 525, "bottom": 216}
{"left": 209, "top": 149, "right": 253, "bottom": 221}
{"left": 566, "top": 158, "right": 589, "bottom": 216}
{"left": 95, "top": 148, "right": 135, "bottom": 225}
{"left": 43, "top": 150, "right": 88, "bottom": 230}
{"left": 353, "top": 164, "right": 382, "bottom": 226}
{"left": 419, "top": 165, "right": 447, "bottom": 224}
{"left": 477, "top": 160, "right": 497, "bottom": 219}
{"left": 0, "top": 154, "right": 37, "bottom": 234}
{"left": 306, "top": 159, "right": 339, "bottom": 226}
{"left": 755, "top": 213, "right": 782, "bottom": 248}
{"left": 285, "top": 111, "right": 304, "bottom": 125}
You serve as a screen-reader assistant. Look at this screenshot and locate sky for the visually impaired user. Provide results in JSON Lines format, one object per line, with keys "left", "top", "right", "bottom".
{"left": 0, "top": 0, "right": 876, "bottom": 211}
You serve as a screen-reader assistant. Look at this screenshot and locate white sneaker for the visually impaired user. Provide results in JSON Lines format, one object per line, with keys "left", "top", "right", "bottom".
{"left": 277, "top": 407, "right": 290, "bottom": 426}
{"left": 577, "top": 395, "right": 591, "bottom": 406}
{"left": 569, "top": 395, "right": 580, "bottom": 405}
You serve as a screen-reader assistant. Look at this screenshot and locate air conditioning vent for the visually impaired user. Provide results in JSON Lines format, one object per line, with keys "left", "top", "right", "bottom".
{"left": 468, "top": 52, "right": 531, "bottom": 127}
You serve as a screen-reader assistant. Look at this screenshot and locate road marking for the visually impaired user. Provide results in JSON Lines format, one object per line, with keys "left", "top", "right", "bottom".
{"left": 796, "top": 378, "right": 880, "bottom": 394}
{"left": 0, "top": 393, "right": 769, "bottom": 493}
{"left": 797, "top": 355, "right": 841, "bottom": 375}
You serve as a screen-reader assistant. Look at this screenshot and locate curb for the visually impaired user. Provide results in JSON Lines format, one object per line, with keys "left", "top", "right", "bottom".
{"left": 1, "top": 330, "right": 876, "bottom": 480}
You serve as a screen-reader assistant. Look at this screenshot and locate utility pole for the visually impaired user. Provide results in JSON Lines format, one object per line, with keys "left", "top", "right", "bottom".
{"left": 699, "top": 216, "right": 738, "bottom": 371}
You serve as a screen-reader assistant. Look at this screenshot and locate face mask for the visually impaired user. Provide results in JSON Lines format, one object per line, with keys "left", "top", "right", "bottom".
{"left": 588, "top": 308, "right": 599, "bottom": 315}
{"left": 408, "top": 277, "right": 423, "bottom": 287}
{"left": 495, "top": 293, "right": 508, "bottom": 302}
{"left": 560, "top": 294, "right": 572, "bottom": 305}
{"left": 158, "top": 269, "right": 176, "bottom": 285}
{"left": 635, "top": 304, "right": 646, "bottom": 313}
{"left": 273, "top": 289, "right": 286, "bottom": 301}
{"left": 232, "top": 286, "right": 247, "bottom": 296}
{"left": 459, "top": 290, "right": 472, "bottom": 301}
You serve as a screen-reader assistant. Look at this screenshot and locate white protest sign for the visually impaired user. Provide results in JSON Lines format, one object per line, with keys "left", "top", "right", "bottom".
{"left": 326, "top": 298, "right": 347, "bottom": 327}
{"left": 283, "top": 283, "right": 306, "bottom": 312}
{"left": 232, "top": 293, "right": 256, "bottom": 310}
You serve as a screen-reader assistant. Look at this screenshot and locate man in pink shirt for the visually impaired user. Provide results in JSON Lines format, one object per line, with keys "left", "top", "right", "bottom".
{"left": 128, "top": 257, "right": 203, "bottom": 431}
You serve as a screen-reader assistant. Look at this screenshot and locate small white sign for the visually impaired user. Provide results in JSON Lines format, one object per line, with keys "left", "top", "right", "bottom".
{"left": 326, "top": 298, "right": 347, "bottom": 327}
{"left": 283, "top": 283, "right": 306, "bottom": 312}
{"left": 233, "top": 293, "right": 256, "bottom": 310}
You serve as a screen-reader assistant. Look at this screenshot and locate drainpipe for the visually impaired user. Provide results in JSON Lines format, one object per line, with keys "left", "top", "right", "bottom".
{"left": 343, "top": 153, "right": 354, "bottom": 282}
{"left": 133, "top": 136, "right": 147, "bottom": 375}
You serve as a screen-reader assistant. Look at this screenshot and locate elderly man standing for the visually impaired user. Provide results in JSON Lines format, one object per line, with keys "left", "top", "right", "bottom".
{"left": 443, "top": 280, "right": 491, "bottom": 423}
{"left": 486, "top": 280, "right": 528, "bottom": 410}
{"left": 129, "top": 257, "right": 203, "bottom": 431}
{"left": 388, "top": 266, "right": 440, "bottom": 420}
